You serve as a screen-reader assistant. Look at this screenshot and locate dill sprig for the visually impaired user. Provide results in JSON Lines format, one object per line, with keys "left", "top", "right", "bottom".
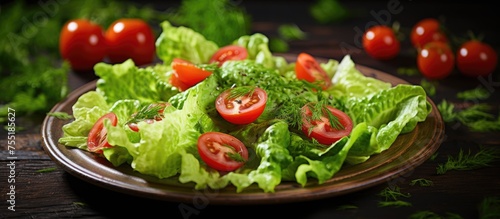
{"left": 126, "top": 103, "right": 165, "bottom": 124}
{"left": 409, "top": 211, "right": 463, "bottom": 219}
{"left": 223, "top": 144, "right": 246, "bottom": 162}
{"left": 478, "top": 196, "right": 500, "bottom": 219}
{"left": 377, "top": 186, "right": 412, "bottom": 207}
{"left": 457, "top": 87, "right": 491, "bottom": 100}
{"left": 409, "top": 178, "right": 434, "bottom": 187}
{"left": 47, "top": 112, "right": 73, "bottom": 120}
{"left": 307, "top": 101, "right": 344, "bottom": 130}
{"left": 436, "top": 147, "right": 500, "bottom": 175}
{"left": 226, "top": 86, "right": 257, "bottom": 100}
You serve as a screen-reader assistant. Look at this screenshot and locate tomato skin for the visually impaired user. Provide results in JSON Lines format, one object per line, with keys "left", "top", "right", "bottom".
{"left": 87, "top": 112, "right": 118, "bottom": 153}
{"left": 169, "top": 71, "right": 191, "bottom": 91}
{"left": 209, "top": 45, "right": 248, "bottom": 66}
{"left": 410, "top": 18, "right": 448, "bottom": 49}
{"left": 295, "top": 53, "right": 332, "bottom": 89}
{"left": 457, "top": 40, "right": 498, "bottom": 77}
{"left": 362, "top": 25, "right": 400, "bottom": 60}
{"left": 215, "top": 87, "right": 267, "bottom": 125}
{"left": 197, "top": 132, "right": 248, "bottom": 172}
{"left": 59, "top": 19, "right": 107, "bottom": 71}
{"left": 301, "top": 104, "right": 353, "bottom": 145}
{"left": 417, "top": 41, "right": 455, "bottom": 80}
{"left": 171, "top": 58, "right": 212, "bottom": 87}
{"left": 105, "top": 18, "right": 156, "bottom": 66}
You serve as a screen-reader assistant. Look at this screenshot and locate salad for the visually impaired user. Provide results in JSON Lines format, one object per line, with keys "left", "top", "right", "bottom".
{"left": 58, "top": 21, "right": 431, "bottom": 193}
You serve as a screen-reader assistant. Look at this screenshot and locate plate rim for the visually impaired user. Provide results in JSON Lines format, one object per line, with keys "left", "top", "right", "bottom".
{"left": 41, "top": 55, "right": 445, "bottom": 205}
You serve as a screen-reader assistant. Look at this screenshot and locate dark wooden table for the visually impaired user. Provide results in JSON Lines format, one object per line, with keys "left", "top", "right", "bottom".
{"left": 2, "top": 1, "right": 500, "bottom": 218}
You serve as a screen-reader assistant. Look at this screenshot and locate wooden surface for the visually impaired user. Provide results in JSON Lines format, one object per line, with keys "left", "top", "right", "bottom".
{"left": 2, "top": 1, "right": 500, "bottom": 218}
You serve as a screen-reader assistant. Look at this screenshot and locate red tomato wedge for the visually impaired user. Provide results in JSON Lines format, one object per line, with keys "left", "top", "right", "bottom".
{"left": 87, "top": 112, "right": 118, "bottom": 153}
{"left": 215, "top": 87, "right": 267, "bottom": 125}
{"left": 171, "top": 58, "right": 212, "bottom": 87}
{"left": 301, "top": 104, "right": 353, "bottom": 145}
{"left": 295, "top": 53, "right": 332, "bottom": 89}
{"left": 209, "top": 45, "right": 248, "bottom": 66}
{"left": 197, "top": 132, "right": 249, "bottom": 172}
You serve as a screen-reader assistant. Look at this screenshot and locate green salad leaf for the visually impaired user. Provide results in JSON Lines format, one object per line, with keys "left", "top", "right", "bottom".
{"left": 59, "top": 21, "right": 432, "bottom": 193}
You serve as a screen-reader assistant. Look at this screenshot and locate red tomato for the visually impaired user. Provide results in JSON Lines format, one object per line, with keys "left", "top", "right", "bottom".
{"left": 362, "top": 25, "right": 400, "bottom": 60}
{"left": 456, "top": 40, "right": 498, "bottom": 77}
{"left": 209, "top": 45, "right": 248, "bottom": 66}
{"left": 410, "top": 18, "right": 448, "bottom": 49}
{"left": 215, "top": 87, "right": 267, "bottom": 125}
{"left": 197, "top": 132, "right": 248, "bottom": 172}
{"left": 59, "top": 19, "right": 107, "bottom": 71}
{"left": 87, "top": 112, "right": 118, "bottom": 153}
{"left": 301, "top": 104, "right": 353, "bottom": 145}
{"left": 295, "top": 53, "right": 332, "bottom": 89}
{"left": 105, "top": 18, "right": 156, "bottom": 66}
{"left": 171, "top": 58, "right": 212, "bottom": 87}
{"left": 417, "top": 41, "right": 455, "bottom": 80}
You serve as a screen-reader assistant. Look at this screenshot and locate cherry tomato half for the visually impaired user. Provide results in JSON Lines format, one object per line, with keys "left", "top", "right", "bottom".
{"left": 410, "top": 18, "right": 448, "bottom": 49}
{"left": 215, "top": 87, "right": 267, "bottom": 125}
{"left": 457, "top": 40, "right": 498, "bottom": 77}
{"left": 295, "top": 53, "right": 332, "bottom": 89}
{"left": 87, "top": 112, "right": 118, "bottom": 153}
{"left": 105, "top": 18, "right": 156, "bottom": 66}
{"left": 209, "top": 45, "right": 248, "bottom": 67}
{"left": 301, "top": 103, "right": 353, "bottom": 145}
{"left": 197, "top": 132, "right": 248, "bottom": 172}
{"left": 417, "top": 41, "right": 455, "bottom": 80}
{"left": 171, "top": 58, "right": 212, "bottom": 87}
{"left": 59, "top": 19, "right": 107, "bottom": 72}
{"left": 362, "top": 25, "right": 400, "bottom": 60}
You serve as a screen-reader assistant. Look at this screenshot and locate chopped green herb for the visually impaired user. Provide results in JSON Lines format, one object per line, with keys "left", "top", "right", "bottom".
{"left": 73, "top": 202, "right": 87, "bottom": 207}
{"left": 409, "top": 178, "right": 434, "bottom": 187}
{"left": 437, "top": 100, "right": 500, "bottom": 132}
{"left": 430, "top": 152, "right": 439, "bottom": 161}
{"left": 420, "top": 79, "right": 437, "bottom": 96}
{"left": 269, "top": 37, "right": 290, "bottom": 53}
{"left": 437, "top": 100, "right": 457, "bottom": 122}
{"left": 226, "top": 86, "right": 257, "bottom": 101}
{"left": 457, "top": 87, "right": 491, "bottom": 100}
{"left": 222, "top": 144, "right": 246, "bottom": 162}
{"left": 436, "top": 147, "right": 500, "bottom": 174}
{"left": 409, "top": 211, "right": 463, "bottom": 219}
{"left": 278, "top": 24, "right": 307, "bottom": 41}
{"left": 478, "top": 196, "right": 500, "bottom": 219}
{"left": 310, "top": 0, "right": 348, "bottom": 24}
{"left": 126, "top": 103, "right": 165, "bottom": 124}
{"left": 36, "top": 167, "right": 57, "bottom": 173}
{"left": 396, "top": 67, "right": 420, "bottom": 76}
{"left": 378, "top": 200, "right": 412, "bottom": 207}
{"left": 47, "top": 112, "right": 74, "bottom": 120}
{"left": 378, "top": 186, "right": 411, "bottom": 201}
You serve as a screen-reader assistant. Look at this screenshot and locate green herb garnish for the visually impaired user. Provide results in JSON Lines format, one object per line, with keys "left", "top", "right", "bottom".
{"left": 310, "top": 0, "right": 348, "bottom": 24}
{"left": 126, "top": 103, "right": 165, "bottom": 124}
{"left": 409, "top": 178, "right": 434, "bottom": 187}
{"left": 420, "top": 79, "right": 437, "bottom": 96}
{"left": 437, "top": 100, "right": 500, "bottom": 131}
{"left": 409, "top": 211, "right": 463, "bottom": 219}
{"left": 223, "top": 145, "right": 246, "bottom": 163}
{"left": 478, "top": 196, "right": 500, "bottom": 219}
{"left": 436, "top": 147, "right": 500, "bottom": 174}
{"left": 226, "top": 86, "right": 256, "bottom": 101}
{"left": 47, "top": 112, "right": 73, "bottom": 120}
{"left": 457, "top": 87, "right": 491, "bottom": 100}
{"left": 36, "top": 167, "right": 57, "bottom": 173}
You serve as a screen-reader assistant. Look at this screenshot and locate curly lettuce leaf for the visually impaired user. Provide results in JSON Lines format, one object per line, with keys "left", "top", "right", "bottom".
{"left": 155, "top": 21, "right": 219, "bottom": 64}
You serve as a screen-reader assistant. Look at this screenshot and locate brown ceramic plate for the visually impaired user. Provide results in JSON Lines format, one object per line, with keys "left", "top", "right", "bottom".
{"left": 42, "top": 55, "right": 445, "bottom": 205}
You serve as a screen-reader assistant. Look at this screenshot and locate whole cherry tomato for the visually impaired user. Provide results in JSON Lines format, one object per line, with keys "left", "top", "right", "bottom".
{"left": 410, "top": 18, "right": 448, "bottom": 49}
{"left": 59, "top": 19, "right": 107, "bottom": 71}
{"left": 456, "top": 40, "right": 498, "bottom": 77}
{"left": 362, "top": 25, "right": 400, "bottom": 60}
{"left": 417, "top": 41, "right": 455, "bottom": 80}
{"left": 105, "top": 18, "right": 156, "bottom": 66}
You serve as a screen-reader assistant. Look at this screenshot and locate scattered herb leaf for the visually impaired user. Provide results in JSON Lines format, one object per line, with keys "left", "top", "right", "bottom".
{"left": 335, "top": 204, "right": 358, "bottom": 210}
{"left": 378, "top": 200, "right": 412, "bottom": 207}
{"left": 437, "top": 100, "right": 500, "bottom": 131}
{"left": 410, "top": 178, "right": 434, "bottom": 187}
{"left": 478, "top": 196, "right": 500, "bottom": 219}
{"left": 397, "top": 67, "right": 420, "bottom": 76}
{"left": 409, "top": 211, "right": 463, "bottom": 219}
{"left": 36, "top": 167, "right": 57, "bottom": 173}
{"left": 269, "top": 37, "right": 290, "bottom": 53}
{"left": 73, "top": 202, "right": 87, "bottom": 207}
{"left": 278, "top": 24, "right": 307, "bottom": 41}
{"left": 436, "top": 147, "right": 500, "bottom": 174}
{"left": 310, "top": 0, "right": 348, "bottom": 24}
{"left": 47, "top": 112, "right": 74, "bottom": 120}
{"left": 457, "top": 87, "right": 491, "bottom": 100}
{"left": 420, "top": 79, "right": 437, "bottom": 96}
{"left": 126, "top": 103, "right": 165, "bottom": 125}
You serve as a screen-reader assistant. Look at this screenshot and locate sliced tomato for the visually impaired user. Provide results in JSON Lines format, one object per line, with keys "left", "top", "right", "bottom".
{"left": 197, "top": 132, "right": 248, "bottom": 172}
{"left": 169, "top": 71, "right": 191, "bottom": 92}
{"left": 171, "top": 58, "right": 212, "bottom": 87}
{"left": 215, "top": 87, "right": 267, "bottom": 125}
{"left": 209, "top": 45, "right": 248, "bottom": 66}
{"left": 87, "top": 112, "right": 118, "bottom": 153}
{"left": 301, "top": 103, "right": 353, "bottom": 145}
{"left": 295, "top": 53, "right": 332, "bottom": 89}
